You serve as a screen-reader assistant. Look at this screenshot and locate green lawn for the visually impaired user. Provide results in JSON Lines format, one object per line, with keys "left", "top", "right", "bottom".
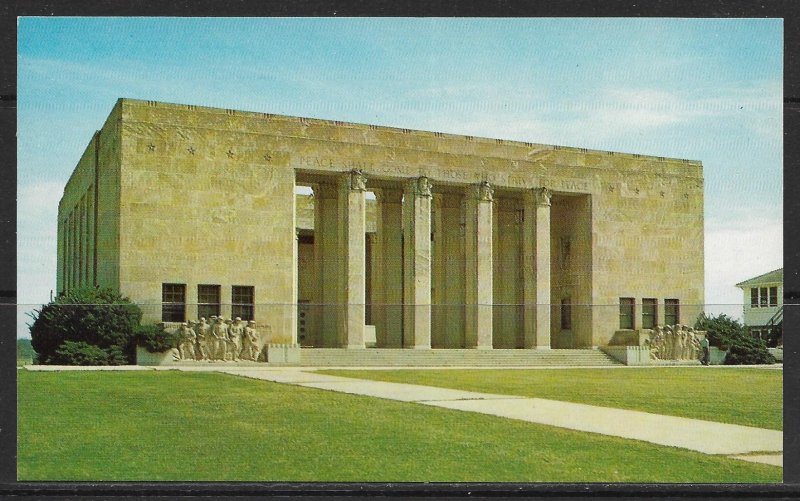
{"left": 322, "top": 368, "right": 783, "bottom": 431}
{"left": 18, "top": 370, "right": 780, "bottom": 482}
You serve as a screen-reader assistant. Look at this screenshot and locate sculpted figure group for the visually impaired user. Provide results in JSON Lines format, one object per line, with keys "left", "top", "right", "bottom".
{"left": 175, "top": 316, "right": 261, "bottom": 362}
{"left": 645, "top": 325, "right": 703, "bottom": 361}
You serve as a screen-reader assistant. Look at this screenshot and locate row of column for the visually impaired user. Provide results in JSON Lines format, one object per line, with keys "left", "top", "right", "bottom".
{"left": 312, "top": 170, "right": 553, "bottom": 349}
{"left": 61, "top": 186, "right": 95, "bottom": 293}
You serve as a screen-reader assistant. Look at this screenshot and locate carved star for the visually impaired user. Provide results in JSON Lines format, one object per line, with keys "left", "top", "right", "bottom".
{"left": 634, "top": 188, "right": 640, "bottom": 195}
{"left": 263, "top": 152, "right": 272, "bottom": 162}
{"left": 147, "top": 143, "right": 155, "bottom": 152}
{"left": 684, "top": 193, "right": 689, "bottom": 199}
{"left": 608, "top": 185, "right": 615, "bottom": 192}
{"left": 226, "top": 149, "right": 235, "bottom": 159}
{"left": 660, "top": 191, "right": 665, "bottom": 197}
{"left": 187, "top": 146, "right": 196, "bottom": 155}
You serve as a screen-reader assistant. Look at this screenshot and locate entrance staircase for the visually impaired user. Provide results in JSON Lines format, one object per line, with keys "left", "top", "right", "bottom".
{"left": 297, "top": 348, "right": 621, "bottom": 367}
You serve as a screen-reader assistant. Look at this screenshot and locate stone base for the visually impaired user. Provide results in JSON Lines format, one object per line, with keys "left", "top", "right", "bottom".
{"left": 599, "top": 345, "right": 650, "bottom": 366}
{"left": 136, "top": 346, "right": 179, "bottom": 366}
{"left": 266, "top": 343, "right": 301, "bottom": 364}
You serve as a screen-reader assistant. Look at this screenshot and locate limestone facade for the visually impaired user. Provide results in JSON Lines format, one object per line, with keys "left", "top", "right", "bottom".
{"left": 57, "top": 98, "right": 704, "bottom": 349}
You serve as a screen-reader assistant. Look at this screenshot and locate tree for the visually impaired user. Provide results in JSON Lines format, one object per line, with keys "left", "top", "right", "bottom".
{"left": 695, "top": 312, "right": 774, "bottom": 365}
{"left": 694, "top": 312, "right": 744, "bottom": 350}
{"left": 51, "top": 341, "right": 110, "bottom": 366}
{"left": 29, "top": 287, "right": 143, "bottom": 365}
{"left": 724, "top": 335, "right": 775, "bottom": 365}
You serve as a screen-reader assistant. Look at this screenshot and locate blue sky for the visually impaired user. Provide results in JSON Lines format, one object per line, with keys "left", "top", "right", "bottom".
{"left": 17, "top": 18, "right": 783, "bottom": 336}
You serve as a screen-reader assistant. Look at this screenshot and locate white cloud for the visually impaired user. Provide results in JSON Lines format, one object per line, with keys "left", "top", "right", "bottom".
{"left": 17, "top": 181, "right": 62, "bottom": 338}
{"left": 704, "top": 208, "right": 782, "bottom": 321}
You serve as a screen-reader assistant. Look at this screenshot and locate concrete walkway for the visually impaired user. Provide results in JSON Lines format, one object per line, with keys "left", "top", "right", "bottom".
{"left": 211, "top": 367, "right": 783, "bottom": 467}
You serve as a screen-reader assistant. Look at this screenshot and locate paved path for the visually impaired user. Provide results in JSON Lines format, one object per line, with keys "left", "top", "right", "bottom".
{"left": 211, "top": 367, "right": 783, "bottom": 466}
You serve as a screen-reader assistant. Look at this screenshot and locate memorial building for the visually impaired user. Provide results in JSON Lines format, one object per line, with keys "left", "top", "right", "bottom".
{"left": 57, "top": 98, "right": 704, "bottom": 351}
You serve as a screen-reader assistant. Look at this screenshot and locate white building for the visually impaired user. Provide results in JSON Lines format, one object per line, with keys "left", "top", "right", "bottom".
{"left": 735, "top": 268, "right": 783, "bottom": 341}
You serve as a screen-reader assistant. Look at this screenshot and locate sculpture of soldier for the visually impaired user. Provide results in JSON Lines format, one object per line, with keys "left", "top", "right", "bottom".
{"left": 663, "top": 325, "right": 675, "bottom": 360}
{"left": 675, "top": 326, "right": 687, "bottom": 360}
{"left": 176, "top": 322, "right": 196, "bottom": 361}
{"left": 690, "top": 332, "right": 702, "bottom": 361}
{"left": 211, "top": 316, "right": 228, "bottom": 361}
{"left": 687, "top": 327, "right": 700, "bottom": 360}
{"left": 194, "top": 318, "right": 210, "bottom": 361}
{"left": 650, "top": 326, "right": 665, "bottom": 360}
{"left": 242, "top": 320, "right": 259, "bottom": 361}
{"left": 228, "top": 317, "right": 245, "bottom": 361}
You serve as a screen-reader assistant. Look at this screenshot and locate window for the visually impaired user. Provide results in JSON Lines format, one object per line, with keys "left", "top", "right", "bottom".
{"left": 665, "top": 299, "right": 680, "bottom": 326}
{"left": 197, "top": 284, "right": 221, "bottom": 320}
{"left": 619, "top": 298, "right": 635, "bottom": 329}
{"left": 769, "top": 286, "right": 778, "bottom": 307}
{"left": 751, "top": 288, "right": 759, "bottom": 308}
{"left": 642, "top": 298, "right": 657, "bottom": 329}
{"left": 560, "top": 297, "right": 572, "bottom": 330}
{"left": 760, "top": 287, "right": 768, "bottom": 307}
{"left": 162, "top": 283, "right": 186, "bottom": 322}
{"left": 232, "top": 286, "right": 255, "bottom": 321}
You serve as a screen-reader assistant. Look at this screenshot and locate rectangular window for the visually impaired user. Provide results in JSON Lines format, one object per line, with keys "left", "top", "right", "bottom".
{"left": 162, "top": 283, "right": 186, "bottom": 322}
{"left": 619, "top": 298, "right": 635, "bottom": 329}
{"left": 197, "top": 284, "right": 221, "bottom": 320}
{"left": 232, "top": 285, "right": 255, "bottom": 321}
{"left": 665, "top": 299, "right": 680, "bottom": 325}
{"left": 751, "top": 288, "right": 759, "bottom": 308}
{"left": 760, "top": 287, "right": 768, "bottom": 307}
{"left": 560, "top": 297, "right": 572, "bottom": 330}
{"left": 769, "top": 286, "right": 778, "bottom": 307}
{"left": 642, "top": 298, "right": 657, "bottom": 329}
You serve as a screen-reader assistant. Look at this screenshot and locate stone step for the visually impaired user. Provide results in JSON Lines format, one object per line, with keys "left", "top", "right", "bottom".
{"left": 294, "top": 348, "right": 621, "bottom": 367}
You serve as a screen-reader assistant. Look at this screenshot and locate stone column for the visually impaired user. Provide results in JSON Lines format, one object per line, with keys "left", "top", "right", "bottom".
{"left": 431, "top": 193, "right": 445, "bottom": 346}
{"left": 379, "top": 188, "right": 404, "bottom": 347}
{"left": 314, "top": 183, "right": 339, "bottom": 347}
{"left": 338, "top": 170, "right": 367, "bottom": 349}
{"left": 71, "top": 210, "right": 78, "bottom": 290}
{"left": 371, "top": 191, "right": 385, "bottom": 344}
{"left": 464, "top": 182, "right": 494, "bottom": 349}
{"left": 403, "top": 176, "right": 433, "bottom": 349}
{"left": 523, "top": 187, "right": 552, "bottom": 349}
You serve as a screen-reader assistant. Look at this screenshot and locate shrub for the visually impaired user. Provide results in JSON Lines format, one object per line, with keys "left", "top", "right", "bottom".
{"left": 29, "top": 287, "right": 142, "bottom": 365}
{"left": 725, "top": 335, "right": 776, "bottom": 365}
{"left": 135, "top": 324, "right": 179, "bottom": 353}
{"left": 51, "top": 341, "right": 109, "bottom": 366}
{"left": 694, "top": 313, "right": 745, "bottom": 350}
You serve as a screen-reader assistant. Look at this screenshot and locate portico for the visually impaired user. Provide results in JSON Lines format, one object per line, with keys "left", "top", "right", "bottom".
{"left": 295, "top": 168, "right": 559, "bottom": 350}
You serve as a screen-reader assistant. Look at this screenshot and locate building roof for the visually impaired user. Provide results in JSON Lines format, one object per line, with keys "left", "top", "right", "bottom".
{"left": 736, "top": 268, "right": 783, "bottom": 288}
{"left": 119, "top": 98, "right": 703, "bottom": 166}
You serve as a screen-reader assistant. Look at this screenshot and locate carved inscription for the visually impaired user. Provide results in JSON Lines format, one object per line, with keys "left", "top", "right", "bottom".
{"left": 296, "top": 155, "right": 370, "bottom": 171}
{"left": 560, "top": 179, "right": 590, "bottom": 191}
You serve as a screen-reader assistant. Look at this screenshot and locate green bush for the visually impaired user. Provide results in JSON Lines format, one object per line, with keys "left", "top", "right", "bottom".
{"left": 695, "top": 312, "right": 775, "bottom": 365}
{"left": 725, "top": 336, "right": 776, "bottom": 365}
{"left": 51, "top": 341, "right": 110, "bottom": 366}
{"left": 135, "top": 324, "right": 179, "bottom": 353}
{"left": 694, "top": 313, "right": 745, "bottom": 350}
{"left": 29, "top": 287, "right": 142, "bottom": 365}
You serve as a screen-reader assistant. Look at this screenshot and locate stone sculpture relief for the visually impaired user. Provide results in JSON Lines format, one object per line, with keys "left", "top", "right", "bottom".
{"left": 645, "top": 325, "right": 703, "bottom": 361}
{"left": 416, "top": 176, "right": 433, "bottom": 197}
{"left": 350, "top": 169, "right": 367, "bottom": 191}
{"left": 536, "top": 186, "right": 552, "bottom": 207}
{"left": 478, "top": 181, "right": 494, "bottom": 202}
{"left": 172, "top": 316, "right": 263, "bottom": 362}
